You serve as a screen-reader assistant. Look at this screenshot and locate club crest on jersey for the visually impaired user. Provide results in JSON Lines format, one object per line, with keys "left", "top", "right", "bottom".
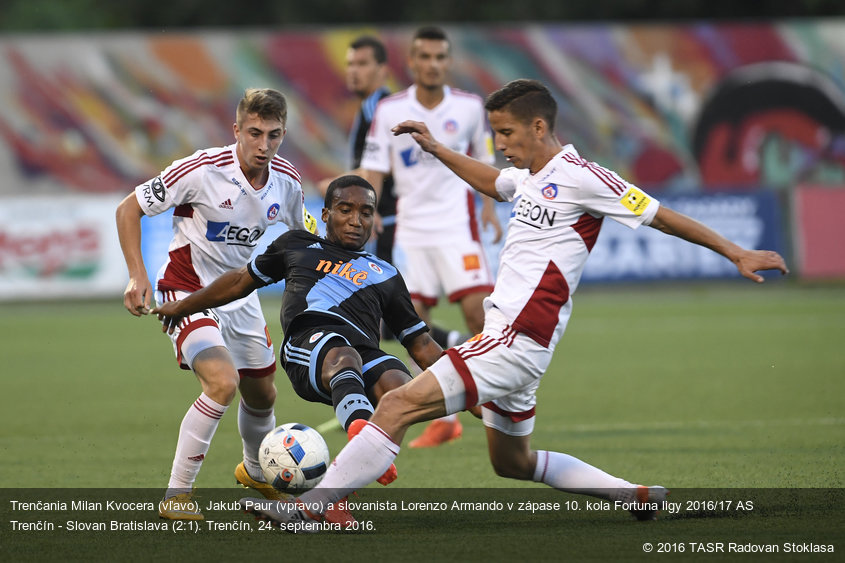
{"left": 309, "top": 332, "right": 324, "bottom": 344}
{"left": 541, "top": 184, "right": 558, "bottom": 200}
{"left": 443, "top": 119, "right": 458, "bottom": 133}
{"left": 267, "top": 203, "right": 280, "bottom": 220}
{"left": 368, "top": 262, "right": 383, "bottom": 274}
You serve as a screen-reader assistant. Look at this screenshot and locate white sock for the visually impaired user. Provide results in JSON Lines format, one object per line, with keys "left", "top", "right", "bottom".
{"left": 532, "top": 450, "right": 636, "bottom": 501}
{"left": 166, "top": 393, "right": 227, "bottom": 497}
{"left": 238, "top": 399, "right": 275, "bottom": 481}
{"left": 302, "top": 422, "right": 398, "bottom": 508}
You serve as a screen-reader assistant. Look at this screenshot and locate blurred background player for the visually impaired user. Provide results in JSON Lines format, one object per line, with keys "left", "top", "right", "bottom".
{"left": 359, "top": 26, "right": 503, "bottom": 447}
{"left": 151, "top": 176, "right": 445, "bottom": 491}
{"left": 116, "top": 88, "right": 317, "bottom": 520}
{"left": 316, "top": 33, "right": 468, "bottom": 443}
{"left": 240, "top": 79, "right": 789, "bottom": 528}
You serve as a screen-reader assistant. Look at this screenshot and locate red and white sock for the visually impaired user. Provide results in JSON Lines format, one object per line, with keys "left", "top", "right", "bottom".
{"left": 238, "top": 399, "right": 275, "bottom": 481}
{"left": 166, "top": 393, "right": 227, "bottom": 497}
{"left": 302, "top": 422, "right": 398, "bottom": 509}
{"left": 532, "top": 450, "right": 635, "bottom": 500}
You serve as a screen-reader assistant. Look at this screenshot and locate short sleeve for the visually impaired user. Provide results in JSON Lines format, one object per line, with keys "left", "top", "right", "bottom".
{"left": 567, "top": 159, "right": 660, "bottom": 229}
{"left": 495, "top": 167, "right": 527, "bottom": 202}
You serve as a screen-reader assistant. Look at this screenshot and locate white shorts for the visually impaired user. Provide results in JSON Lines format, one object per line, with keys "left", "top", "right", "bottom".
{"left": 401, "top": 239, "right": 494, "bottom": 306}
{"left": 428, "top": 307, "right": 553, "bottom": 436}
{"left": 155, "top": 289, "right": 275, "bottom": 378}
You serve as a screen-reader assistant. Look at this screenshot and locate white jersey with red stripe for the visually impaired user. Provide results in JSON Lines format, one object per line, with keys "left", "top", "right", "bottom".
{"left": 361, "top": 85, "right": 494, "bottom": 248}
{"left": 489, "top": 145, "right": 660, "bottom": 351}
{"left": 134, "top": 143, "right": 310, "bottom": 294}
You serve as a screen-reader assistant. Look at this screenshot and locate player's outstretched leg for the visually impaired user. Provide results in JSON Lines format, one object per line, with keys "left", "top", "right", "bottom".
{"left": 531, "top": 450, "right": 669, "bottom": 520}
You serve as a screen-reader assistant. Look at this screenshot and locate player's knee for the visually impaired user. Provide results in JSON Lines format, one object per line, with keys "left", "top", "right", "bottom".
{"left": 204, "top": 374, "right": 239, "bottom": 405}
{"left": 323, "top": 346, "right": 362, "bottom": 373}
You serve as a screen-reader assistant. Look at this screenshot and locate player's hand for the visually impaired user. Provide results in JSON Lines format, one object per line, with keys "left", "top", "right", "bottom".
{"left": 392, "top": 120, "right": 440, "bottom": 154}
{"left": 150, "top": 302, "right": 184, "bottom": 335}
{"left": 123, "top": 277, "right": 151, "bottom": 316}
{"left": 734, "top": 249, "right": 789, "bottom": 283}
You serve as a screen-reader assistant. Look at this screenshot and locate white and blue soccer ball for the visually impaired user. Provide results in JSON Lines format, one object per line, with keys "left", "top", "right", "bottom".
{"left": 259, "top": 423, "right": 331, "bottom": 493}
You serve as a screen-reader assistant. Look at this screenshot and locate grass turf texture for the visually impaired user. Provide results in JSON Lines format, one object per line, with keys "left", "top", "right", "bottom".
{"left": 1, "top": 282, "right": 843, "bottom": 560}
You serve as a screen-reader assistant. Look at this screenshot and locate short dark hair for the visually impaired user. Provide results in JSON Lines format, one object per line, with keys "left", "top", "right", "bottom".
{"left": 350, "top": 35, "right": 387, "bottom": 64}
{"left": 484, "top": 79, "right": 557, "bottom": 133}
{"left": 237, "top": 88, "right": 287, "bottom": 127}
{"left": 324, "top": 175, "right": 376, "bottom": 208}
{"left": 412, "top": 26, "right": 450, "bottom": 52}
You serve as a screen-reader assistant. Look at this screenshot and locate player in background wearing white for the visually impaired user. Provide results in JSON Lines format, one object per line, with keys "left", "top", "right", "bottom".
{"left": 116, "top": 88, "right": 317, "bottom": 520}
{"left": 315, "top": 35, "right": 465, "bottom": 437}
{"left": 240, "top": 79, "right": 788, "bottom": 530}
{"left": 360, "top": 26, "right": 502, "bottom": 447}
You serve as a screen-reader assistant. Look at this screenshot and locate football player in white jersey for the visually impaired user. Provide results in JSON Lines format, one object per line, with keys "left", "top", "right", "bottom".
{"left": 360, "top": 26, "right": 502, "bottom": 447}
{"left": 116, "top": 88, "right": 317, "bottom": 520}
{"left": 240, "top": 79, "right": 788, "bottom": 529}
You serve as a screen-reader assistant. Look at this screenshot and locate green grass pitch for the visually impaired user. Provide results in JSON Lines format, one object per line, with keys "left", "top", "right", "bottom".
{"left": 1, "top": 282, "right": 843, "bottom": 560}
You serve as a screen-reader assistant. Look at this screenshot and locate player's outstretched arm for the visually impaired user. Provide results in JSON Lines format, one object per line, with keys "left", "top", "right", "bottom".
{"left": 649, "top": 206, "right": 789, "bottom": 283}
{"left": 151, "top": 266, "right": 260, "bottom": 334}
{"left": 116, "top": 194, "right": 153, "bottom": 316}
{"left": 392, "top": 120, "right": 502, "bottom": 200}
{"left": 405, "top": 332, "right": 445, "bottom": 371}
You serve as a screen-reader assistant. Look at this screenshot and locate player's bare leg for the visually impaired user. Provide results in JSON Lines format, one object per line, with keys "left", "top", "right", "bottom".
{"left": 484, "top": 416, "right": 667, "bottom": 520}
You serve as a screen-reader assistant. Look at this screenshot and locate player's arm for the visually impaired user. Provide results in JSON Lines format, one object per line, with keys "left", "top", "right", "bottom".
{"left": 116, "top": 193, "right": 153, "bottom": 317}
{"left": 151, "top": 266, "right": 261, "bottom": 334}
{"left": 405, "top": 332, "right": 444, "bottom": 371}
{"left": 392, "top": 120, "right": 502, "bottom": 200}
{"left": 649, "top": 206, "right": 789, "bottom": 283}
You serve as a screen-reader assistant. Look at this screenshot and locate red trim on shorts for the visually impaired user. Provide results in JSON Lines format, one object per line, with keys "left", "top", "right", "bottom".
{"left": 448, "top": 284, "right": 494, "bottom": 304}
{"left": 482, "top": 401, "right": 536, "bottom": 422}
{"left": 175, "top": 317, "right": 219, "bottom": 367}
{"left": 445, "top": 348, "right": 478, "bottom": 410}
{"left": 238, "top": 363, "right": 276, "bottom": 379}
{"left": 411, "top": 293, "right": 438, "bottom": 307}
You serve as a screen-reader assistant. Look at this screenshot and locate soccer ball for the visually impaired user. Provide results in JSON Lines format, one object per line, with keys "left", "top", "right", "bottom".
{"left": 259, "top": 423, "right": 331, "bottom": 493}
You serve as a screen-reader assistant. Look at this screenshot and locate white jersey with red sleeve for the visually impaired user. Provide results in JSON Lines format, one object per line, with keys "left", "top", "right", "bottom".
{"left": 489, "top": 145, "right": 660, "bottom": 351}
{"left": 134, "top": 143, "right": 309, "bottom": 293}
{"left": 361, "top": 85, "right": 494, "bottom": 248}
